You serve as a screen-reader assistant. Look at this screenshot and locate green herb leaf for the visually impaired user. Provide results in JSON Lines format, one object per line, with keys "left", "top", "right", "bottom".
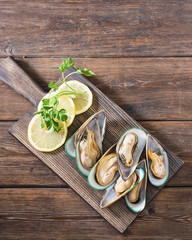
{"left": 49, "top": 125, "right": 55, "bottom": 133}
{"left": 76, "top": 67, "right": 95, "bottom": 76}
{"left": 48, "top": 81, "right": 59, "bottom": 90}
{"left": 45, "top": 112, "right": 52, "bottom": 121}
{"left": 49, "top": 109, "right": 57, "bottom": 118}
{"left": 52, "top": 119, "right": 59, "bottom": 128}
{"left": 57, "top": 109, "right": 68, "bottom": 122}
{"left": 50, "top": 97, "right": 59, "bottom": 107}
{"left": 34, "top": 110, "right": 43, "bottom": 114}
{"left": 57, "top": 57, "right": 74, "bottom": 73}
{"left": 43, "top": 106, "right": 53, "bottom": 111}
{"left": 45, "top": 119, "right": 52, "bottom": 130}
{"left": 58, "top": 109, "right": 66, "bottom": 114}
{"left": 52, "top": 119, "right": 62, "bottom": 133}
{"left": 55, "top": 126, "right": 62, "bottom": 133}
{"left": 41, "top": 118, "right": 45, "bottom": 128}
{"left": 42, "top": 98, "right": 50, "bottom": 106}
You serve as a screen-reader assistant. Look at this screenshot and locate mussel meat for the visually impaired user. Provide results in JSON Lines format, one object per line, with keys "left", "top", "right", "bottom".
{"left": 79, "top": 129, "right": 101, "bottom": 170}
{"left": 96, "top": 153, "right": 118, "bottom": 186}
{"left": 100, "top": 168, "right": 144, "bottom": 208}
{"left": 125, "top": 160, "right": 147, "bottom": 212}
{"left": 146, "top": 134, "right": 169, "bottom": 187}
{"left": 147, "top": 149, "right": 166, "bottom": 179}
{"left": 118, "top": 133, "right": 138, "bottom": 167}
{"left": 115, "top": 172, "right": 137, "bottom": 196}
{"left": 127, "top": 179, "right": 143, "bottom": 203}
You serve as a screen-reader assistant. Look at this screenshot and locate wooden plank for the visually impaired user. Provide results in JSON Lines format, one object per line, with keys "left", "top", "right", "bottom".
{"left": 0, "top": 188, "right": 191, "bottom": 240}
{"left": 0, "top": 1, "right": 192, "bottom": 57}
{"left": 0, "top": 121, "right": 191, "bottom": 187}
{"left": 0, "top": 58, "right": 184, "bottom": 232}
{"left": 0, "top": 57, "right": 45, "bottom": 106}
{"left": 1, "top": 57, "right": 192, "bottom": 121}
{"left": 7, "top": 69, "right": 183, "bottom": 232}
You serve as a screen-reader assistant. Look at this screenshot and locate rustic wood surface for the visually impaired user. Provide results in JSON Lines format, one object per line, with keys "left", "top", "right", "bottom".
{"left": 0, "top": 57, "right": 185, "bottom": 234}
{"left": 0, "top": 58, "right": 182, "bottom": 232}
{"left": 0, "top": 0, "right": 191, "bottom": 239}
{"left": 1, "top": 57, "right": 192, "bottom": 121}
{"left": 0, "top": 0, "right": 192, "bottom": 57}
{"left": 0, "top": 188, "right": 191, "bottom": 240}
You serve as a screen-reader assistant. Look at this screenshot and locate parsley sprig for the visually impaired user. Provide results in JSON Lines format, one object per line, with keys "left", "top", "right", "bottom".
{"left": 34, "top": 57, "right": 95, "bottom": 133}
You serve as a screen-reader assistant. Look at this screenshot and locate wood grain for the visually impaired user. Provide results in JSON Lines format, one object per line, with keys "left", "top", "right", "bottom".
{"left": 6, "top": 60, "right": 183, "bottom": 232}
{"left": 0, "top": 188, "right": 191, "bottom": 240}
{"left": 0, "top": 57, "right": 45, "bottom": 106}
{"left": 0, "top": 1, "right": 192, "bottom": 57}
{"left": 0, "top": 0, "right": 191, "bottom": 238}
{"left": 0, "top": 121, "right": 191, "bottom": 187}
{"left": 1, "top": 57, "right": 192, "bottom": 121}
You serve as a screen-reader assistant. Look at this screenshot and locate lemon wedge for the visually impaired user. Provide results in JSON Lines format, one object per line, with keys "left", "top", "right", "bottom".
{"left": 58, "top": 80, "right": 93, "bottom": 115}
{"left": 28, "top": 115, "right": 68, "bottom": 152}
{"left": 38, "top": 93, "right": 76, "bottom": 127}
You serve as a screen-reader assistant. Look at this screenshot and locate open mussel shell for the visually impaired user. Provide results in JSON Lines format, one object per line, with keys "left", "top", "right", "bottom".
{"left": 75, "top": 117, "right": 103, "bottom": 177}
{"left": 146, "top": 134, "right": 169, "bottom": 187}
{"left": 65, "top": 129, "right": 78, "bottom": 158}
{"left": 125, "top": 159, "right": 147, "bottom": 212}
{"left": 116, "top": 128, "right": 147, "bottom": 181}
{"left": 100, "top": 168, "right": 144, "bottom": 208}
{"left": 88, "top": 143, "right": 119, "bottom": 190}
{"left": 65, "top": 110, "right": 106, "bottom": 158}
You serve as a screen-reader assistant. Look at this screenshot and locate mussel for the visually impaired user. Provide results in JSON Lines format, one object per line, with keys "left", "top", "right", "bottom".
{"left": 116, "top": 128, "right": 147, "bottom": 181}
{"left": 118, "top": 133, "right": 138, "bottom": 167}
{"left": 147, "top": 149, "right": 166, "bottom": 179}
{"left": 146, "top": 134, "right": 169, "bottom": 187}
{"left": 115, "top": 172, "right": 137, "bottom": 196}
{"left": 88, "top": 144, "right": 119, "bottom": 190}
{"left": 125, "top": 159, "right": 147, "bottom": 212}
{"left": 75, "top": 117, "right": 103, "bottom": 177}
{"left": 65, "top": 110, "right": 106, "bottom": 158}
{"left": 79, "top": 129, "right": 101, "bottom": 170}
{"left": 100, "top": 168, "right": 144, "bottom": 208}
{"left": 127, "top": 178, "right": 143, "bottom": 203}
{"left": 96, "top": 153, "right": 118, "bottom": 186}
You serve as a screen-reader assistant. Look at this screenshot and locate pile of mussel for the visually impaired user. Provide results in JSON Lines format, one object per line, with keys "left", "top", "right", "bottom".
{"left": 65, "top": 110, "right": 169, "bottom": 212}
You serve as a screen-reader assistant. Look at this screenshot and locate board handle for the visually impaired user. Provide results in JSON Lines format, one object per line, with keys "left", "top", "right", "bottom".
{"left": 0, "top": 57, "right": 45, "bottom": 106}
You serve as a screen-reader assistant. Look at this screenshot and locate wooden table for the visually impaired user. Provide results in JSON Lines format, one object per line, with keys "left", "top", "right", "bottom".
{"left": 0, "top": 1, "right": 191, "bottom": 239}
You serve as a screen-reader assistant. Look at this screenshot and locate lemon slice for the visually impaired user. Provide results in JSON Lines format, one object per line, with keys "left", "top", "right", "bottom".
{"left": 58, "top": 80, "right": 93, "bottom": 115}
{"left": 38, "top": 92, "right": 76, "bottom": 127}
{"left": 28, "top": 115, "right": 67, "bottom": 152}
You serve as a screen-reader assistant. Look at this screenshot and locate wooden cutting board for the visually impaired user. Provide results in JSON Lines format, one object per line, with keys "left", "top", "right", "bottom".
{"left": 0, "top": 57, "right": 184, "bottom": 233}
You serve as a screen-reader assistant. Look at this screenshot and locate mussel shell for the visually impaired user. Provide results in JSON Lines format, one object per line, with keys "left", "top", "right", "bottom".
{"left": 146, "top": 134, "right": 169, "bottom": 187}
{"left": 88, "top": 143, "right": 119, "bottom": 190}
{"left": 75, "top": 117, "right": 103, "bottom": 177}
{"left": 116, "top": 128, "right": 147, "bottom": 181}
{"left": 125, "top": 159, "right": 147, "bottom": 212}
{"left": 100, "top": 168, "right": 144, "bottom": 208}
{"left": 65, "top": 110, "right": 106, "bottom": 158}
{"left": 65, "top": 128, "right": 78, "bottom": 158}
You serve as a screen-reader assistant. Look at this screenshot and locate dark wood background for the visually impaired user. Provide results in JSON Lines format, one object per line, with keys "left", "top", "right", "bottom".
{"left": 0, "top": 1, "right": 191, "bottom": 239}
